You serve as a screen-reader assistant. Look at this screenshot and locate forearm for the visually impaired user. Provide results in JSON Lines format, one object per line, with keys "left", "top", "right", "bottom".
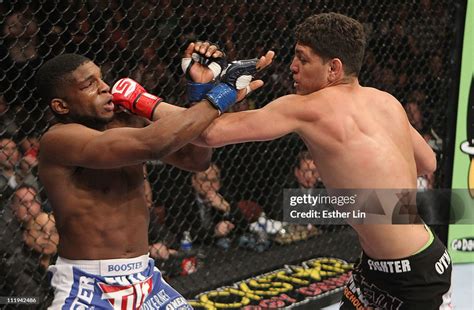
{"left": 188, "top": 115, "right": 229, "bottom": 147}
{"left": 199, "top": 113, "right": 246, "bottom": 147}
{"left": 180, "top": 144, "right": 212, "bottom": 171}
{"left": 142, "top": 100, "right": 219, "bottom": 159}
{"left": 150, "top": 101, "right": 187, "bottom": 122}
{"left": 199, "top": 96, "right": 300, "bottom": 147}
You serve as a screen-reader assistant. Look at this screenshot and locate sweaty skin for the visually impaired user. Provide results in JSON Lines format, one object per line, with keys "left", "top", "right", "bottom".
{"left": 198, "top": 44, "right": 436, "bottom": 259}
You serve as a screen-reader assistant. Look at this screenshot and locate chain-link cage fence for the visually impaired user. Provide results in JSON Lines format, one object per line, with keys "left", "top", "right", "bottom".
{"left": 0, "top": 0, "right": 461, "bottom": 308}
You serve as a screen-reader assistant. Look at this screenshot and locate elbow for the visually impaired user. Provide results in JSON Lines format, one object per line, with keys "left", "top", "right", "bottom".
{"left": 427, "top": 152, "right": 437, "bottom": 174}
{"left": 201, "top": 128, "right": 214, "bottom": 146}
{"left": 172, "top": 144, "right": 212, "bottom": 172}
{"left": 202, "top": 128, "right": 223, "bottom": 147}
{"left": 418, "top": 151, "right": 437, "bottom": 176}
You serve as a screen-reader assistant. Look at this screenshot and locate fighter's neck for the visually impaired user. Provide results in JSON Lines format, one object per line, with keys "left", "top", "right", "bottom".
{"left": 328, "top": 76, "right": 359, "bottom": 88}
{"left": 60, "top": 117, "right": 110, "bottom": 131}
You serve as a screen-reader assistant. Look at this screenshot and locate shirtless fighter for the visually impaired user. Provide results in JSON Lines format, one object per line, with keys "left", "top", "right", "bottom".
{"left": 36, "top": 43, "right": 273, "bottom": 308}
{"left": 196, "top": 13, "right": 451, "bottom": 309}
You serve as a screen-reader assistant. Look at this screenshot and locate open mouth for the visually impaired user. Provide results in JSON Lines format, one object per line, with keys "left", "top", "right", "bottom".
{"left": 293, "top": 77, "right": 299, "bottom": 87}
{"left": 104, "top": 99, "right": 115, "bottom": 112}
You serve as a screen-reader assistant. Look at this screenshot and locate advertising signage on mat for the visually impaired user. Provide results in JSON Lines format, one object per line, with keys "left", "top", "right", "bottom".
{"left": 186, "top": 257, "right": 353, "bottom": 309}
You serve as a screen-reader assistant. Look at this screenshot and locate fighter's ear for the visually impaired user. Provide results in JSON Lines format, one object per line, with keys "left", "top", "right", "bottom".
{"left": 327, "top": 58, "right": 344, "bottom": 81}
{"left": 51, "top": 98, "right": 69, "bottom": 115}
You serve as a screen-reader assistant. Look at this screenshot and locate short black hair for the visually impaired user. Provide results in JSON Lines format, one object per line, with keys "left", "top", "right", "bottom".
{"left": 35, "top": 54, "right": 91, "bottom": 115}
{"left": 295, "top": 13, "right": 366, "bottom": 77}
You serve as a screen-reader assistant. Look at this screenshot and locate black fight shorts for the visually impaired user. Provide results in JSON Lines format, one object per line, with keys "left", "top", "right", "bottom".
{"left": 340, "top": 234, "right": 452, "bottom": 310}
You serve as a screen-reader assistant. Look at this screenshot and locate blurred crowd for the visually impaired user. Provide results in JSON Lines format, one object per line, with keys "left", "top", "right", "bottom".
{"left": 0, "top": 0, "right": 455, "bottom": 306}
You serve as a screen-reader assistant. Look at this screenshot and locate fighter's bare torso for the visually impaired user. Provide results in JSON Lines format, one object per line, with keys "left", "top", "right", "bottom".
{"left": 39, "top": 113, "right": 150, "bottom": 260}
{"left": 203, "top": 80, "right": 432, "bottom": 260}
{"left": 296, "top": 83, "right": 428, "bottom": 259}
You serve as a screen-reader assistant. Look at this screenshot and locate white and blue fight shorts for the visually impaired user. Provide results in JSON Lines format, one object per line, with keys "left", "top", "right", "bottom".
{"left": 47, "top": 254, "right": 193, "bottom": 309}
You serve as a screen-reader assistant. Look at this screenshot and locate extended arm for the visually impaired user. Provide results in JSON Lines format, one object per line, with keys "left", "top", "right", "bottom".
{"left": 109, "top": 44, "right": 274, "bottom": 170}
{"left": 410, "top": 125, "right": 437, "bottom": 175}
{"left": 199, "top": 95, "right": 303, "bottom": 147}
{"left": 108, "top": 106, "right": 211, "bottom": 172}
{"left": 40, "top": 101, "right": 219, "bottom": 169}
{"left": 42, "top": 53, "right": 273, "bottom": 170}
{"left": 146, "top": 102, "right": 212, "bottom": 171}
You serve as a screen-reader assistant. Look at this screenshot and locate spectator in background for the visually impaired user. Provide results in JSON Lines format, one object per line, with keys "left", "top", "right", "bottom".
{"left": 9, "top": 184, "right": 42, "bottom": 223}
{"left": 144, "top": 169, "right": 178, "bottom": 261}
{"left": 18, "top": 132, "right": 40, "bottom": 159}
{"left": 265, "top": 58, "right": 295, "bottom": 98}
{"left": 131, "top": 44, "right": 181, "bottom": 103}
{"left": 18, "top": 132, "right": 40, "bottom": 181}
{"left": 1, "top": 10, "right": 42, "bottom": 106}
{"left": 1, "top": 9, "right": 51, "bottom": 136}
{"left": 378, "top": 66, "right": 397, "bottom": 95}
{"left": 290, "top": 151, "right": 331, "bottom": 230}
{"left": 404, "top": 88, "right": 442, "bottom": 190}
{"left": 148, "top": 206, "right": 178, "bottom": 261}
{"left": 1, "top": 11, "right": 39, "bottom": 64}
{"left": 23, "top": 212, "right": 59, "bottom": 269}
{"left": 268, "top": 150, "right": 325, "bottom": 221}
{"left": 167, "top": 163, "right": 248, "bottom": 248}
{"left": 220, "top": 16, "right": 238, "bottom": 60}
{"left": 0, "top": 95, "right": 19, "bottom": 136}
{"left": 1, "top": 136, "right": 22, "bottom": 196}
{"left": 0, "top": 185, "right": 53, "bottom": 305}
{"left": 426, "top": 52, "right": 449, "bottom": 134}
{"left": 405, "top": 90, "right": 425, "bottom": 132}
{"left": 292, "top": 150, "right": 325, "bottom": 189}
{"left": 192, "top": 163, "right": 234, "bottom": 241}
{"left": 0, "top": 136, "right": 40, "bottom": 196}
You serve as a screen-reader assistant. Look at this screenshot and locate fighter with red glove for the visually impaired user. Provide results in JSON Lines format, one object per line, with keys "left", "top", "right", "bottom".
{"left": 111, "top": 77, "right": 163, "bottom": 120}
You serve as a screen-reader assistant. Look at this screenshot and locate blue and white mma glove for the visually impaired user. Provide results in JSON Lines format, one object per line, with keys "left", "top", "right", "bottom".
{"left": 181, "top": 49, "right": 227, "bottom": 103}
{"left": 205, "top": 58, "right": 258, "bottom": 114}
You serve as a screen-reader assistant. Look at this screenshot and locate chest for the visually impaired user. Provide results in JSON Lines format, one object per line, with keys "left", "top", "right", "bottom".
{"left": 72, "top": 165, "right": 144, "bottom": 193}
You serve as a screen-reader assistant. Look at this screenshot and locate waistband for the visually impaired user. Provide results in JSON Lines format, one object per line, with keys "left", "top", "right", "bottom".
{"left": 360, "top": 232, "right": 446, "bottom": 274}
{"left": 56, "top": 254, "right": 149, "bottom": 277}
{"left": 413, "top": 223, "right": 434, "bottom": 255}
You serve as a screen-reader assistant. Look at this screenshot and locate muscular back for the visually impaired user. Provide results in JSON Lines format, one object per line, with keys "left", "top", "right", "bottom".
{"left": 300, "top": 85, "right": 417, "bottom": 189}
{"left": 299, "top": 85, "right": 428, "bottom": 258}
{"left": 202, "top": 82, "right": 429, "bottom": 259}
